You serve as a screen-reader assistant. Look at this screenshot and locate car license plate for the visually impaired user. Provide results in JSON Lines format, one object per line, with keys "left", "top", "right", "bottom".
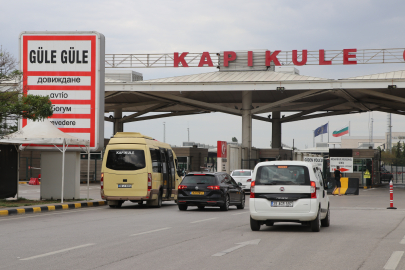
{"left": 118, "top": 184, "right": 132, "bottom": 188}
{"left": 190, "top": 191, "right": 204, "bottom": 195}
{"left": 271, "top": 201, "right": 293, "bottom": 207}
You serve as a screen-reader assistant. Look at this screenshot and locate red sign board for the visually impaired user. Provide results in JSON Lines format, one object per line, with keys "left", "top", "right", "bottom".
{"left": 217, "top": 141, "right": 227, "bottom": 158}
{"left": 20, "top": 32, "right": 105, "bottom": 151}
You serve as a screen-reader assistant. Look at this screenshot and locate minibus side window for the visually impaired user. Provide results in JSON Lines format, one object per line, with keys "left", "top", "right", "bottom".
{"left": 150, "top": 149, "right": 161, "bottom": 173}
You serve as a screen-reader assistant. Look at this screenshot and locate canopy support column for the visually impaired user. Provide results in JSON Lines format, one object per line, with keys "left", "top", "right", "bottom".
{"left": 242, "top": 91, "right": 252, "bottom": 168}
{"left": 272, "top": 111, "right": 282, "bottom": 149}
{"left": 114, "top": 108, "right": 124, "bottom": 134}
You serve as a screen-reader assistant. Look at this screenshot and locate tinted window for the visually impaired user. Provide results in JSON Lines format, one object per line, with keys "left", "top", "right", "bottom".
{"left": 181, "top": 175, "right": 216, "bottom": 185}
{"left": 255, "top": 165, "right": 310, "bottom": 185}
{"left": 106, "top": 150, "right": 146, "bottom": 171}
{"left": 232, "top": 171, "right": 251, "bottom": 176}
{"left": 150, "top": 149, "right": 161, "bottom": 173}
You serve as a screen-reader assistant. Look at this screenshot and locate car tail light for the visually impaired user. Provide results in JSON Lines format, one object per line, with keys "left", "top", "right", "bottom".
{"left": 178, "top": 185, "right": 187, "bottom": 190}
{"left": 310, "top": 181, "right": 316, "bottom": 198}
{"left": 247, "top": 179, "right": 252, "bottom": 182}
{"left": 100, "top": 173, "right": 104, "bottom": 190}
{"left": 250, "top": 181, "right": 255, "bottom": 198}
{"left": 207, "top": 185, "right": 220, "bottom": 190}
{"left": 148, "top": 173, "right": 152, "bottom": 191}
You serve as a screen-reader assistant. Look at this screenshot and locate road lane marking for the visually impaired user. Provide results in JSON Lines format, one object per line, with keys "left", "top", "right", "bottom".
{"left": 212, "top": 239, "right": 261, "bottom": 257}
{"left": 232, "top": 212, "right": 248, "bottom": 215}
{"left": 400, "top": 236, "right": 405, "bottom": 245}
{"left": 20, "top": 243, "right": 95, "bottom": 261}
{"left": 130, "top": 227, "right": 171, "bottom": 236}
{"left": 384, "top": 251, "right": 404, "bottom": 270}
{"left": 190, "top": 217, "right": 217, "bottom": 224}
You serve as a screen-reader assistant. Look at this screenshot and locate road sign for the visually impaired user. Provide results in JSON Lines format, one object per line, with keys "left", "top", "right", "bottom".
{"left": 19, "top": 31, "right": 105, "bottom": 151}
{"left": 330, "top": 157, "right": 353, "bottom": 173}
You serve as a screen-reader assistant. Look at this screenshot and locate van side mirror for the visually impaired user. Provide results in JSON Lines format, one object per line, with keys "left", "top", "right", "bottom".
{"left": 238, "top": 182, "right": 242, "bottom": 186}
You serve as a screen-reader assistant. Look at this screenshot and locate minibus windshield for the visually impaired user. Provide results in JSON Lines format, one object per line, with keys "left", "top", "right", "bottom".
{"left": 106, "top": 150, "right": 146, "bottom": 171}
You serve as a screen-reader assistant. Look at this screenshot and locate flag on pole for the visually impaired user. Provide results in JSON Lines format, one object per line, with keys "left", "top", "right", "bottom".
{"left": 314, "top": 123, "right": 328, "bottom": 137}
{"left": 332, "top": 126, "right": 349, "bottom": 137}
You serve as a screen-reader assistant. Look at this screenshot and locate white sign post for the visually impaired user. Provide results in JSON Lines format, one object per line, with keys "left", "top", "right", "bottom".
{"left": 20, "top": 31, "right": 105, "bottom": 151}
{"left": 330, "top": 157, "right": 353, "bottom": 173}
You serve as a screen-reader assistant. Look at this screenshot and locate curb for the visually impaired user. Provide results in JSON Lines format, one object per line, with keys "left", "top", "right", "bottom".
{"left": 0, "top": 201, "right": 106, "bottom": 217}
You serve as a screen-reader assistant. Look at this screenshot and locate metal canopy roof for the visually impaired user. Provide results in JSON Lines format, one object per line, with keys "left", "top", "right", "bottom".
{"left": 104, "top": 70, "right": 405, "bottom": 125}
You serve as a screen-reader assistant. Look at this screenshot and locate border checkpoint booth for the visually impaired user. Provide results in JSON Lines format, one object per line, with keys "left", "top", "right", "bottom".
{"left": 0, "top": 119, "right": 91, "bottom": 203}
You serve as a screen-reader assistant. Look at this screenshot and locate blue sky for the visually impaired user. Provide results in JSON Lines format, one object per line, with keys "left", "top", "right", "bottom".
{"left": 2, "top": 0, "right": 405, "bottom": 149}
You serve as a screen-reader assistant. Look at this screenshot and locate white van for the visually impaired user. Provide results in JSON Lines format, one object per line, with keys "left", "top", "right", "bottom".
{"left": 101, "top": 132, "right": 182, "bottom": 208}
{"left": 249, "top": 161, "right": 330, "bottom": 232}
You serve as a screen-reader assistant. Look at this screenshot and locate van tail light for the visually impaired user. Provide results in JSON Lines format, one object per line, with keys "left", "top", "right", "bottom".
{"left": 247, "top": 179, "right": 252, "bottom": 182}
{"left": 207, "top": 185, "right": 220, "bottom": 190}
{"left": 178, "top": 185, "right": 187, "bottom": 190}
{"left": 310, "top": 181, "right": 316, "bottom": 198}
{"left": 100, "top": 173, "right": 104, "bottom": 190}
{"left": 148, "top": 173, "right": 152, "bottom": 191}
{"left": 250, "top": 181, "right": 255, "bottom": 198}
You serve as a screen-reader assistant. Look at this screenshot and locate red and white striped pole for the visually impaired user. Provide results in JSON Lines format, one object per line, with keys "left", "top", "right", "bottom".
{"left": 387, "top": 180, "right": 397, "bottom": 210}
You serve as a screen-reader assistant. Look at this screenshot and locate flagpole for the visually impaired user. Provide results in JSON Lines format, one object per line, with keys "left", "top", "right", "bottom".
{"left": 313, "top": 130, "right": 315, "bottom": 147}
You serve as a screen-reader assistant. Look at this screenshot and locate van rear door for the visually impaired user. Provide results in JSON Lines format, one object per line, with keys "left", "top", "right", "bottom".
{"left": 104, "top": 147, "right": 148, "bottom": 197}
{"left": 253, "top": 165, "right": 312, "bottom": 214}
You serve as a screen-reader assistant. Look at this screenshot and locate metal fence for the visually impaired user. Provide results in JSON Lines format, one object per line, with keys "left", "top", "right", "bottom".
{"left": 385, "top": 165, "right": 405, "bottom": 183}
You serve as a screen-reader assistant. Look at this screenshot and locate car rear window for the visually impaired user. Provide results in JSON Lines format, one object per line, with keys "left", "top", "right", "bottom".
{"left": 181, "top": 175, "right": 217, "bottom": 185}
{"left": 106, "top": 150, "right": 146, "bottom": 171}
{"left": 232, "top": 171, "right": 251, "bottom": 176}
{"left": 255, "top": 165, "right": 310, "bottom": 185}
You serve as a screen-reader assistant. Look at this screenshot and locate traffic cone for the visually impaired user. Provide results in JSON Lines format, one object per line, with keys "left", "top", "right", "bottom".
{"left": 387, "top": 180, "right": 397, "bottom": 209}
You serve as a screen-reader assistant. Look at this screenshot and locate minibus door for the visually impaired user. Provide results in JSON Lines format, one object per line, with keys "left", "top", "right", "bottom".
{"left": 160, "top": 148, "right": 169, "bottom": 198}
{"left": 167, "top": 150, "right": 176, "bottom": 199}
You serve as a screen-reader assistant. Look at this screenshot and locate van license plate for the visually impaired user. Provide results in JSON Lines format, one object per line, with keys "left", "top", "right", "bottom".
{"left": 191, "top": 191, "right": 204, "bottom": 195}
{"left": 271, "top": 201, "right": 293, "bottom": 207}
{"left": 118, "top": 184, "right": 132, "bottom": 188}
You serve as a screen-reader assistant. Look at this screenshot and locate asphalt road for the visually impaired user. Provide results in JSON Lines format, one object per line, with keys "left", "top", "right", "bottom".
{"left": 1, "top": 185, "right": 405, "bottom": 270}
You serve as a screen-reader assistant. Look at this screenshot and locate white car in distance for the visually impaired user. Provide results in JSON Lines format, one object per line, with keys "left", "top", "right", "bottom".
{"left": 249, "top": 161, "right": 330, "bottom": 232}
{"left": 231, "top": 170, "right": 253, "bottom": 192}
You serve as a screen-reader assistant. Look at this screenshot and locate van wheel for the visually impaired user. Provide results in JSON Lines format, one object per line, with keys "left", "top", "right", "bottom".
{"left": 138, "top": 201, "right": 143, "bottom": 205}
{"left": 220, "top": 195, "right": 230, "bottom": 211}
{"left": 178, "top": 204, "right": 188, "bottom": 211}
{"left": 250, "top": 216, "right": 261, "bottom": 231}
{"left": 155, "top": 191, "right": 162, "bottom": 208}
{"left": 311, "top": 209, "right": 321, "bottom": 232}
{"left": 321, "top": 207, "right": 330, "bottom": 227}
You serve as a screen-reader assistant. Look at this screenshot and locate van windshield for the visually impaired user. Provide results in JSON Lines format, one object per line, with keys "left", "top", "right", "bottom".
{"left": 255, "top": 165, "right": 310, "bottom": 185}
{"left": 106, "top": 150, "right": 146, "bottom": 171}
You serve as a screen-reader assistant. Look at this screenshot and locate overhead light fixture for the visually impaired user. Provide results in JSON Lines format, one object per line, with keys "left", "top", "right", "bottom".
{"left": 388, "top": 85, "right": 397, "bottom": 89}
{"left": 277, "top": 87, "right": 285, "bottom": 91}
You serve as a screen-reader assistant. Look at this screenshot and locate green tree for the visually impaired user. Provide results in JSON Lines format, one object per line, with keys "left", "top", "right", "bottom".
{"left": 0, "top": 47, "right": 53, "bottom": 136}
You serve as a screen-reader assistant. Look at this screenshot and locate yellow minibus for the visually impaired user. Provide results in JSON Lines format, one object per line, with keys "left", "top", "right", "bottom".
{"left": 101, "top": 132, "right": 182, "bottom": 208}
